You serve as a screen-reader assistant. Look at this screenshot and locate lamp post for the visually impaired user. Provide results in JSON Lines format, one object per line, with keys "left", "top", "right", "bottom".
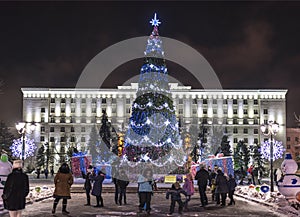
{"left": 260, "top": 120, "right": 279, "bottom": 192}
{"left": 15, "top": 122, "right": 36, "bottom": 161}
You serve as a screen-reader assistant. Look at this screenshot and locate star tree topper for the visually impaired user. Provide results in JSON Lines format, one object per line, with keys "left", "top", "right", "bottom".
{"left": 150, "top": 13, "right": 161, "bottom": 27}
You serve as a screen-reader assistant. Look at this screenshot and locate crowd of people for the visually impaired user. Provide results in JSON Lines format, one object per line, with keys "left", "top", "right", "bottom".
{"left": 2, "top": 161, "right": 238, "bottom": 216}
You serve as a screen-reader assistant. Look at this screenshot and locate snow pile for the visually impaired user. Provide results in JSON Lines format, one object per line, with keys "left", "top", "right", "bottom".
{"left": 236, "top": 186, "right": 300, "bottom": 216}
{"left": 26, "top": 185, "right": 54, "bottom": 203}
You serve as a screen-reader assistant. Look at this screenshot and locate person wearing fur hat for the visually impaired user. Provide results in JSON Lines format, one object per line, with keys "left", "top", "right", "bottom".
{"left": 52, "top": 163, "right": 73, "bottom": 215}
{"left": 2, "top": 160, "right": 29, "bottom": 217}
{"left": 81, "top": 165, "right": 93, "bottom": 206}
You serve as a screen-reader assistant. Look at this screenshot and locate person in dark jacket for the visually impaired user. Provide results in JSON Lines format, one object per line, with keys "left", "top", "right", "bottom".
{"left": 166, "top": 182, "right": 187, "bottom": 215}
{"left": 138, "top": 168, "right": 154, "bottom": 214}
{"left": 81, "top": 165, "right": 93, "bottom": 206}
{"left": 215, "top": 168, "right": 229, "bottom": 206}
{"left": 90, "top": 169, "right": 105, "bottom": 207}
{"left": 116, "top": 170, "right": 129, "bottom": 205}
{"left": 111, "top": 161, "right": 119, "bottom": 205}
{"left": 3, "top": 160, "right": 29, "bottom": 217}
{"left": 52, "top": 163, "right": 74, "bottom": 215}
{"left": 227, "top": 174, "right": 237, "bottom": 205}
{"left": 195, "top": 164, "right": 209, "bottom": 206}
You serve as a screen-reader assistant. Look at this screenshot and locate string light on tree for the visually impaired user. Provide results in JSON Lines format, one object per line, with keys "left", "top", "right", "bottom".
{"left": 149, "top": 13, "right": 161, "bottom": 27}
{"left": 10, "top": 137, "right": 36, "bottom": 159}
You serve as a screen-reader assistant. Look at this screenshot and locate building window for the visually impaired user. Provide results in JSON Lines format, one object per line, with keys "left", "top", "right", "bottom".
{"left": 81, "top": 127, "right": 85, "bottom": 133}
{"left": 223, "top": 110, "right": 228, "bottom": 115}
{"left": 254, "top": 99, "right": 258, "bottom": 105}
{"left": 81, "top": 117, "right": 86, "bottom": 123}
{"left": 192, "top": 109, "right": 197, "bottom": 114}
{"left": 213, "top": 99, "right": 217, "bottom": 104}
{"left": 193, "top": 99, "right": 197, "bottom": 104}
{"left": 61, "top": 98, "right": 66, "bottom": 103}
{"left": 296, "top": 137, "right": 299, "bottom": 142}
{"left": 125, "top": 99, "right": 130, "bottom": 104}
{"left": 203, "top": 99, "right": 207, "bottom": 104}
{"left": 202, "top": 118, "right": 208, "bottom": 124}
{"left": 243, "top": 99, "right": 248, "bottom": 105}
{"left": 71, "top": 108, "right": 75, "bottom": 113}
{"left": 243, "top": 128, "right": 248, "bottom": 134}
{"left": 179, "top": 109, "right": 183, "bottom": 115}
{"left": 213, "top": 109, "right": 217, "bottom": 114}
{"left": 112, "top": 108, "right": 117, "bottom": 114}
{"left": 233, "top": 119, "right": 238, "bottom": 124}
{"left": 254, "top": 119, "right": 258, "bottom": 125}
{"left": 102, "top": 98, "right": 107, "bottom": 104}
{"left": 50, "top": 108, "right": 55, "bottom": 113}
{"left": 50, "top": 137, "right": 55, "bottom": 142}
{"left": 287, "top": 145, "right": 291, "bottom": 149}
{"left": 71, "top": 127, "right": 75, "bottom": 132}
{"left": 234, "top": 138, "right": 238, "bottom": 143}
{"left": 50, "top": 117, "right": 55, "bottom": 123}
{"left": 71, "top": 98, "right": 76, "bottom": 103}
{"left": 179, "top": 99, "right": 183, "bottom": 104}
{"left": 243, "top": 119, "right": 248, "bottom": 124}
{"left": 60, "top": 137, "right": 65, "bottom": 142}
{"left": 71, "top": 137, "right": 76, "bottom": 142}
{"left": 224, "top": 127, "right": 228, "bottom": 134}
{"left": 203, "top": 109, "right": 207, "bottom": 115}
{"left": 81, "top": 137, "right": 86, "bottom": 142}
{"left": 233, "top": 99, "right": 237, "bottom": 104}
{"left": 60, "top": 127, "right": 65, "bottom": 132}
{"left": 61, "top": 108, "right": 65, "bottom": 113}
{"left": 126, "top": 108, "right": 130, "bottom": 113}
{"left": 223, "top": 99, "right": 227, "bottom": 104}
{"left": 92, "top": 108, "right": 96, "bottom": 113}
{"left": 81, "top": 99, "right": 86, "bottom": 103}
{"left": 81, "top": 108, "right": 86, "bottom": 114}
{"left": 41, "top": 117, "right": 45, "bottom": 123}
{"left": 92, "top": 98, "right": 96, "bottom": 104}
{"left": 263, "top": 109, "right": 268, "bottom": 115}
{"left": 233, "top": 109, "right": 237, "bottom": 115}
{"left": 254, "top": 138, "right": 258, "bottom": 144}
{"left": 40, "top": 136, "right": 45, "bottom": 142}
{"left": 41, "top": 126, "right": 45, "bottom": 132}
{"left": 244, "top": 138, "right": 248, "bottom": 143}
{"left": 264, "top": 120, "right": 268, "bottom": 124}
{"left": 254, "top": 109, "right": 258, "bottom": 115}
{"left": 71, "top": 117, "right": 75, "bottom": 123}
{"left": 254, "top": 129, "right": 258, "bottom": 134}
{"left": 287, "top": 137, "right": 290, "bottom": 141}
{"left": 243, "top": 109, "right": 248, "bottom": 115}
{"left": 41, "top": 108, "right": 45, "bottom": 113}
{"left": 60, "top": 117, "right": 65, "bottom": 123}
{"left": 233, "top": 128, "right": 238, "bottom": 134}
{"left": 112, "top": 98, "right": 116, "bottom": 104}
{"left": 50, "top": 98, "right": 55, "bottom": 103}
{"left": 50, "top": 127, "right": 54, "bottom": 132}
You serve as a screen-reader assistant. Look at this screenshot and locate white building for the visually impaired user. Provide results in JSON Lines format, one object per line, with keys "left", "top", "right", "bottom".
{"left": 21, "top": 83, "right": 287, "bottom": 169}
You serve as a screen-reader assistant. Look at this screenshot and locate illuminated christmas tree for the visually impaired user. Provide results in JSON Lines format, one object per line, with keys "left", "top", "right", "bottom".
{"left": 122, "top": 14, "right": 185, "bottom": 169}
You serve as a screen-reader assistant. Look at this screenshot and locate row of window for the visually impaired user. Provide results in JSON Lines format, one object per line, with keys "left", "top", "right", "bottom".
{"left": 287, "top": 137, "right": 299, "bottom": 142}
{"left": 232, "top": 128, "right": 259, "bottom": 134}
{"left": 185, "top": 109, "right": 266, "bottom": 115}
{"left": 200, "top": 118, "right": 259, "bottom": 125}
{"left": 233, "top": 138, "right": 258, "bottom": 144}
{"left": 40, "top": 136, "right": 86, "bottom": 143}
{"left": 41, "top": 126, "right": 87, "bottom": 133}
{"left": 50, "top": 98, "right": 131, "bottom": 104}
{"left": 189, "top": 99, "right": 259, "bottom": 105}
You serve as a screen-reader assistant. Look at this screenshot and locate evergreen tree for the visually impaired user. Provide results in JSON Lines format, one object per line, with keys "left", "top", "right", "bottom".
{"left": 206, "top": 125, "right": 224, "bottom": 157}
{"left": 0, "top": 121, "right": 15, "bottom": 159}
{"left": 123, "top": 14, "right": 185, "bottom": 168}
{"left": 87, "top": 125, "right": 100, "bottom": 164}
{"left": 251, "top": 143, "right": 266, "bottom": 176}
{"left": 220, "top": 135, "right": 232, "bottom": 156}
{"left": 36, "top": 144, "right": 45, "bottom": 168}
{"left": 99, "top": 110, "right": 118, "bottom": 162}
{"left": 234, "top": 140, "right": 250, "bottom": 170}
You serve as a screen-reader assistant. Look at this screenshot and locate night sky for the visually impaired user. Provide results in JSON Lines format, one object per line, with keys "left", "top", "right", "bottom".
{"left": 0, "top": 1, "right": 299, "bottom": 127}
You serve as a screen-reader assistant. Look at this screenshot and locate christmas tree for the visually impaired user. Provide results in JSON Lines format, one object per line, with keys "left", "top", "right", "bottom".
{"left": 122, "top": 14, "right": 185, "bottom": 169}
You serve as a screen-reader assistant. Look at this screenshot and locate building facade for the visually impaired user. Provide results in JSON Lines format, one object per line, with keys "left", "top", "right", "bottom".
{"left": 286, "top": 128, "right": 300, "bottom": 165}
{"left": 21, "top": 83, "right": 287, "bottom": 169}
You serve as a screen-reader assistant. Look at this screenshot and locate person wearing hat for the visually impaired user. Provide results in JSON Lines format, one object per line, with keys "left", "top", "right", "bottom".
{"left": 2, "top": 160, "right": 29, "bottom": 217}
{"left": 52, "top": 163, "right": 73, "bottom": 214}
{"left": 195, "top": 164, "right": 209, "bottom": 207}
{"left": 81, "top": 165, "right": 93, "bottom": 206}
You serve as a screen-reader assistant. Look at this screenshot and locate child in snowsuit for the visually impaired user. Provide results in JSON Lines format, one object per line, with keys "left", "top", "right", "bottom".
{"left": 166, "top": 182, "right": 187, "bottom": 215}
{"left": 182, "top": 174, "right": 194, "bottom": 211}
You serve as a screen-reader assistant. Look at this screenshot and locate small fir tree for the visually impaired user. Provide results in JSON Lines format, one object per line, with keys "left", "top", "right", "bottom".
{"left": 36, "top": 144, "right": 45, "bottom": 168}
{"left": 87, "top": 125, "right": 100, "bottom": 164}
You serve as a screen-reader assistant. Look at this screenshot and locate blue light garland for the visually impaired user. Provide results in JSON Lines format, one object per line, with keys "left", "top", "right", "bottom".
{"left": 260, "top": 139, "right": 285, "bottom": 161}
{"left": 10, "top": 136, "right": 37, "bottom": 159}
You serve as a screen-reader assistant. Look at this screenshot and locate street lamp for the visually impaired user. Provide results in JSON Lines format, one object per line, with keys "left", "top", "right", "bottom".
{"left": 15, "top": 121, "right": 36, "bottom": 161}
{"left": 260, "top": 120, "right": 279, "bottom": 192}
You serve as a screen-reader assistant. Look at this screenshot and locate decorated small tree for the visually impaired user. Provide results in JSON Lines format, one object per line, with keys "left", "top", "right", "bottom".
{"left": 87, "top": 125, "right": 100, "bottom": 164}
{"left": 36, "top": 144, "right": 45, "bottom": 168}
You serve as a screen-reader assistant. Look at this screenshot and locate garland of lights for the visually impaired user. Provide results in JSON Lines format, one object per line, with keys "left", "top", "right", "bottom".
{"left": 10, "top": 137, "right": 37, "bottom": 159}
{"left": 260, "top": 139, "right": 285, "bottom": 161}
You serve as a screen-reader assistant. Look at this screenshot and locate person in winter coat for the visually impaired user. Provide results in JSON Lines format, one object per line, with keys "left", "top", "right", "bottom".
{"left": 195, "top": 164, "right": 209, "bottom": 206}
{"left": 90, "top": 169, "right": 105, "bottom": 207}
{"left": 166, "top": 182, "right": 187, "bottom": 215}
{"left": 227, "top": 174, "right": 237, "bottom": 205}
{"left": 215, "top": 168, "right": 229, "bottom": 206}
{"left": 81, "top": 165, "right": 93, "bottom": 206}
{"left": 182, "top": 173, "right": 194, "bottom": 211}
{"left": 116, "top": 169, "right": 130, "bottom": 205}
{"left": 3, "top": 160, "right": 29, "bottom": 217}
{"left": 138, "top": 168, "right": 154, "bottom": 214}
{"left": 52, "top": 163, "right": 73, "bottom": 215}
{"left": 209, "top": 166, "right": 218, "bottom": 201}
